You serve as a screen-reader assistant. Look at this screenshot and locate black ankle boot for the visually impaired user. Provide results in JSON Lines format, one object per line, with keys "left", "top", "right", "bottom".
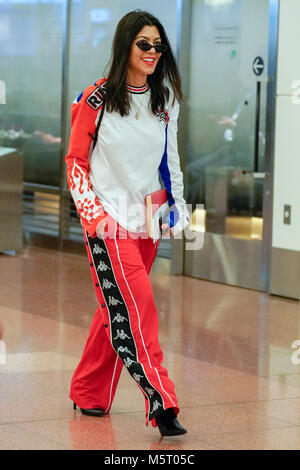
{"left": 156, "top": 408, "right": 187, "bottom": 436}
{"left": 73, "top": 402, "right": 105, "bottom": 417}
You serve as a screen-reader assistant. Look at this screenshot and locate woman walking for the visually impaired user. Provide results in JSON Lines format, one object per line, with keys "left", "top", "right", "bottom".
{"left": 65, "top": 9, "right": 190, "bottom": 437}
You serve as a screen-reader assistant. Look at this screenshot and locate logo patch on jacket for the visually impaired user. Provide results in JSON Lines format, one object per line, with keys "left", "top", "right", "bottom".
{"left": 156, "top": 108, "right": 169, "bottom": 124}
{"left": 86, "top": 87, "right": 104, "bottom": 110}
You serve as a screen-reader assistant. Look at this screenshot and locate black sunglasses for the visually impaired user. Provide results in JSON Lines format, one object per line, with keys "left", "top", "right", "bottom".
{"left": 135, "top": 40, "right": 169, "bottom": 54}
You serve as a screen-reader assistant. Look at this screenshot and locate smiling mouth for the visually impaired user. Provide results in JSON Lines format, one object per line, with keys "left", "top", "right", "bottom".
{"left": 142, "top": 58, "right": 155, "bottom": 65}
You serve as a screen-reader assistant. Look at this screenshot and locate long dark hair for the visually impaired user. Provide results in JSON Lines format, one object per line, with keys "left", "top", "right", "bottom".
{"left": 103, "top": 9, "right": 183, "bottom": 116}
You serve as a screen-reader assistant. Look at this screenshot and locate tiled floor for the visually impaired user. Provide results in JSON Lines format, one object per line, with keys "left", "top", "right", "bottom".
{"left": 0, "top": 245, "right": 300, "bottom": 450}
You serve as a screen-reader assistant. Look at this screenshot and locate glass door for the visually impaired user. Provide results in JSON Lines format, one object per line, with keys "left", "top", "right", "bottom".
{"left": 182, "top": 0, "right": 273, "bottom": 290}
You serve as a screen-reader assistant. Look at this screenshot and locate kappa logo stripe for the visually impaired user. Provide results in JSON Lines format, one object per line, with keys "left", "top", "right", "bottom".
{"left": 85, "top": 231, "right": 165, "bottom": 422}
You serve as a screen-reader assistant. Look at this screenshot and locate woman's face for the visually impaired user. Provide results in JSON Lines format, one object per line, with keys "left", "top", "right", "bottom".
{"left": 127, "top": 25, "right": 162, "bottom": 81}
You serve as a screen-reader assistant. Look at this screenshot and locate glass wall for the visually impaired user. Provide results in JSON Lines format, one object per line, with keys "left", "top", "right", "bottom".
{"left": 185, "top": 0, "right": 269, "bottom": 240}
{"left": 0, "top": 0, "right": 63, "bottom": 186}
{"left": 0, "top": 0, "right": 64, "bottom": 237}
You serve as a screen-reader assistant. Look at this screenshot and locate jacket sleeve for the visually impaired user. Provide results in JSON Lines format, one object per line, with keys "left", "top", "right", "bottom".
{"left": 159, "top": 96, "right": 191, "bottom": 231}
{"left": 65, "top": 86, "right": 106, "bottom": 237}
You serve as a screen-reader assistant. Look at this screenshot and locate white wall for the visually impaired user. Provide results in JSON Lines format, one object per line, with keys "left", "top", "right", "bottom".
{"left": 272, "top": 0, "right": 300, "bottom": 251}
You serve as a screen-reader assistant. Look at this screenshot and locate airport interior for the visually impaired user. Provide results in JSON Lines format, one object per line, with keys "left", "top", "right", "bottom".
{"left": 0, "top": 0, "right": 300, "bottom": 451}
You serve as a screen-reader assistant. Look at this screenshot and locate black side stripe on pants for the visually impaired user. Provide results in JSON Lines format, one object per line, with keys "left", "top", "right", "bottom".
{"left": 86, "top": 231, "right": 165, "bottom": 422}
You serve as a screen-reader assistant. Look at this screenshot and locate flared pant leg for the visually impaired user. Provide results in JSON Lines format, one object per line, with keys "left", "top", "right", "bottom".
{"left": 70, "top": 218, "right": 179, "bottom": 426}
{"left": 69, "top": 303, "right": 123, "bottom": 413}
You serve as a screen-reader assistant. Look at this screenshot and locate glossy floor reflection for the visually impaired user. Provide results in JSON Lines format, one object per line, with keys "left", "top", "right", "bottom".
{"left": 0, "top": 245, "right": 300, "bottom": 450}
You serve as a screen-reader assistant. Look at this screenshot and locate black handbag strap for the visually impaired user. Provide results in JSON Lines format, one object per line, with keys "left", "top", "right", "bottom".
{"left": 89, "top": 87, "right": 106, "bottom": 151}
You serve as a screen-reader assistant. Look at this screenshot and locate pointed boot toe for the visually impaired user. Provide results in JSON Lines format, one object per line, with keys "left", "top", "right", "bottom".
{"left": 73, "top": 402, "right": 105, "bottom": 417}
{"left": 156, "top": 408, "right": 187, "bottom": 437}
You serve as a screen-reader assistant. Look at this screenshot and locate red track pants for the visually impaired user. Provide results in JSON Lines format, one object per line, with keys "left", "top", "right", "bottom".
{"left": 69, "top": 216, "right": 179, "bottom": 427}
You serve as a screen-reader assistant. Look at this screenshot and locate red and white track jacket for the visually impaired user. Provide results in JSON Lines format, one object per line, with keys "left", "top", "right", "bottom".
{"left": 65, "top": 77, "right": 190, "bottom": 237}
